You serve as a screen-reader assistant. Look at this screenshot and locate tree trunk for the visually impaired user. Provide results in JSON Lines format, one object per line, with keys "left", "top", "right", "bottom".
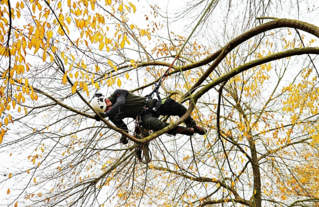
{"left": 248, "top": 136, "right": 262, "bottom": 207}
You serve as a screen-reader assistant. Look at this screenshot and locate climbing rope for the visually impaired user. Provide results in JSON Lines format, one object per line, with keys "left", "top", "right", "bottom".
{"left": 134, "top": 125, "right": 152, "bottom": 163}
{"left": 145, "top": 55, "right": 179, "bottom": 102}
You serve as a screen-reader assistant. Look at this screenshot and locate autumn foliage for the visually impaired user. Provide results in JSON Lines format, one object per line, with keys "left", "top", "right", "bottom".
{"left": 1, "top": 0, "right": 319, "bottom": 207}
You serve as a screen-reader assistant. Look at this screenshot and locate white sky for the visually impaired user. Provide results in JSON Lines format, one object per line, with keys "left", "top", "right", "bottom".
{"left": 1, "top": 0, "right": 319, "bottom": 206}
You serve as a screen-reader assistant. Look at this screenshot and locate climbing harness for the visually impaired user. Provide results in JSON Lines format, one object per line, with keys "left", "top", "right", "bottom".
{"left": 133, "top": 57, "right": 179, "bottom": 163}
{"left": 134, "top": 54, "right": 180, "bottom": 127}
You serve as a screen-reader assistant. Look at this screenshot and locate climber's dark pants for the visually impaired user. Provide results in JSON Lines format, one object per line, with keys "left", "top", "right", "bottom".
{"left": 141, "top": 98, "right": 195, "bottom": 134}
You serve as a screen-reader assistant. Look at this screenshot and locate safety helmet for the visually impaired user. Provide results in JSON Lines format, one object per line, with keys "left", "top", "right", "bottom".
{"left": 91, "top": 93, "right": 108, "bottom": 113}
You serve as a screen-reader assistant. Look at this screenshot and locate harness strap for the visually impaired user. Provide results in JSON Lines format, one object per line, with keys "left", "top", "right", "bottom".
{"left": 135, "top": 99, "right": 162, "bottom": 127}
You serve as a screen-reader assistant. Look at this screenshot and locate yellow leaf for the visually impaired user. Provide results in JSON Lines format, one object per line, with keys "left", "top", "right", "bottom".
{"left": 61, "top": 52, "right": 65, "bottom": 59}
{"left": 34, "top": 40, "right": 41, "bottom": 54}
{"left": 12, "top": 101, "right": 16, "bottom": 109}
{"left": 94, "top": 82, "right": 100, "bottom": 89}
{"left": 22, "top": 39, "right": 27, "bottom": 50}
{"left": 68, "top": 0, "right": 71, "bottom": 7}
{"left": 34, "top": 177, "right": 36, "bottom": 183}
{"left": 50, "top": 53, "right": 54, "bottom": 62}
{"left": 82, "top": 62, "right": 87, "bottom": 69}
{"left": 62, "top": 74, "right": 67, "bottom": 85}
{"left": 91, "top": 1, "right": 95, "bottom": 10}
{"left": 107, "top": 0, "right": 112, "bottom": 5}
{"left": 27, "top": 169, "right": 30, "bottom": 174}
{"left": 146, "top": 31, "right": 151, "bottom": 40}
{"left": 107, "top": 59, "right": 113, "bottom": 66}
{"left": 118, "top": 4, "right": 123, "bottom": 12}
{"left": 33, "top": 93, "right": 38, "bottom": 101}
{"left": 9, "top": 173, "right": 12, "bottom": 178}
{"left": 129, "top": 2, "right": 136, "bottom": 13}
{"left": 4, "top": 117, "right": 8, "bottom": 126}
{"left": 130, "top": 24, "right": 134, "bottom": 30}
{"left": 7, "top": 189, "right": 10, "bottom": 194}
{"left": 124, "top": 5, "right": 130, "bottom": 12}
{"left": 16, "top": 40, "right": 21, "bottom": 50}
{"left": 64, "top": 57, "right": 68, "bottom": 65}
{"left": 106, "top": 79, "right": 112, "bottom": 86}
{"left": 32, "top": 3, "right": 36, "bottom": 13}
{"left": 117, "top": 78, "right": 121, "bottom": 87}
{"left": 47, "top": 31, "right": 53, "bottom": 40}
{"left": 141, "top": 29, "right": 145, "bottom": 36}
{"left": 52, "top": 46, "right": 57, "bottom": 53}
{"left": 91, "top": 77, "right": 94, "bottom": 85}
{"left": 75, "top": 71, "right": 79, "bottom": 79}
{"left": 130, "top": 59, "right": 137, "bottom": 68}
{"left": 42, "top": 52, "right": 47, "bottom": 61}
{"left": 99, "top": 42, "right": 104, "bottom": 51}
{"left": 14, "top": 201, "right": 18, "bottom": 207}
{"left": 18, "top": 106, "right": 21, "bottom": 113}
{"left": 17, "top": 10, "right": 21, "bottom": 18}
{"left": 66, "top": 16, "right": 71, "bottom": 24}
{"left": 71, "top": 86, "right": 76, "bottom": 93}
{"left": 120, "top": 40, "right": 125, "bottom": 49}
{"left": 125, "top": 73, "right": 129, "bottom": 80}
{"left": 0, "top": 135, "right": 2, "bottom": 145}
{"left": 37, "top": 3, "right": 42, "bottom": 11}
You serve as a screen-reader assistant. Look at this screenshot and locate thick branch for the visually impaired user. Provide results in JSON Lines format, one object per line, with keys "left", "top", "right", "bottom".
{"left": 193, "top": 47, "right": 319, "bottom": 101}
{"left": 185, "top": 18, "right": 319, "bottom": 97}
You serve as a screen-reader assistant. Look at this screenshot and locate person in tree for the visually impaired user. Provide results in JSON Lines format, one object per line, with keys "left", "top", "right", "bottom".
{"left": 91, "top": 89, "right": 206, "bottom": 144}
